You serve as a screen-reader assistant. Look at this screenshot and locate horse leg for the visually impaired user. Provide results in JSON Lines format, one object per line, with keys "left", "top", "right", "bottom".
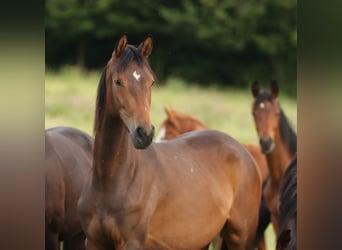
{"left": 252, "top": 193, "right": 270, "bottom": 250}
{"left": 220, "top": 200, "right": 260, "bottom": 250}
{"left": 45, "top": 231, "right": 60, "bottom": 250}
{"left": 63, "top": 232, "right": 86, "bottom": 250}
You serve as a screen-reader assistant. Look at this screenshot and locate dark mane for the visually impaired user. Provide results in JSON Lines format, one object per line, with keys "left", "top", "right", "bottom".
{"left": 94, "top": 45, "right": 155, "bottom": 134}
{"left": 279, "top": 109, "right": 297, "bottom": 155}
{"left": 278, "top": 154, "right": 297, "bottom": 249}
{"left": 94, "top": 66, "right": 107, "bottom": 134}
{"left": 254, "top": 91, "right": 297, "bottom": 155}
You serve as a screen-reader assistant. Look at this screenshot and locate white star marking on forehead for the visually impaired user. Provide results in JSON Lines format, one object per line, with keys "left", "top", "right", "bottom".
{"left": 259, "top": 102, "right": 265, "bottom": 109}
{"left": 133, "top": 70, "right": 141, "bottom": 81}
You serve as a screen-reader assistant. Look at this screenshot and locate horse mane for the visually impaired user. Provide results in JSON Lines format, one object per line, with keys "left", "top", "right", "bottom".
{"left": 254, "top": 92, "right": 297, "bottom": 155}
{"left": 94, "top": 66, "right": 107, "bottom": 134}
{"left": 279, "top": 109, "right": 297, "bottom": 156}
{"left": 277, "top": 154, "right": 297, "bottom": 249}
{"left": 94, "top": 45, "right": 154, "bottom": 134}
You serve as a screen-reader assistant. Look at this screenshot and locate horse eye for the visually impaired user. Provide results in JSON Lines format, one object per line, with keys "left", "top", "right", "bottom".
{"left": 151, "top": 81, "right": 155, "bottom": 87}
{"left": 114, "top": 79, "right": 122, "bottom": 86}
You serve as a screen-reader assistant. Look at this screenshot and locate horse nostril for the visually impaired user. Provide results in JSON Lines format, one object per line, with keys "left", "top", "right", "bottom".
{"left": 136, "top": 127, "right": 144, "bottom": 138}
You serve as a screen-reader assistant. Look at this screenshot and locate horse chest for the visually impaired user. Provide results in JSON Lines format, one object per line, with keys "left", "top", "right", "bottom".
{"left": 84, "top": 186, "right": 149, "bottom": 247}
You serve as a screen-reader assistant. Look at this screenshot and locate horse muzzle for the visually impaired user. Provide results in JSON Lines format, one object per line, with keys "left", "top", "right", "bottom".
{"left": 259, "top": 137, "right": 275, "bottom": 154}
{"left": 132, "top": 125, "right": 155, "bottom": 149}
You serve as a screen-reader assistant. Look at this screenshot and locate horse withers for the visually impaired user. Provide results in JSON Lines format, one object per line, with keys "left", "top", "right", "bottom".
{"left": 77, "top": 34, "right": 262, "bottom": 250}
{"left": 45, "top": 126, "right": 94, "bottom": 250}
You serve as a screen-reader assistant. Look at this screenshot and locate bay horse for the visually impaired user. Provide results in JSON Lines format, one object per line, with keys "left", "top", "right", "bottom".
{"left": 156, "top": 107, "right": 270, "bottom": 250}
{"left": 45, "top": 126, "right": 94, "bottom": 250}
{"left": 251, "top": 80, "right": 297, "bottom": 237}
{"left": 77, "top": 34, "right": 262, "bottom": 250}
{"left": 276, "top": 154, "right": 297, "bottom": 250}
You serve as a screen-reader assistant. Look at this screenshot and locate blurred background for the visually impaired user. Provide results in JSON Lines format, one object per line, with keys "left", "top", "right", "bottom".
{"left": 46, "top": 0, "right": 296, "bottom": 95}
{"left": 45, "top": 1, "right": 297, "bottom": 249}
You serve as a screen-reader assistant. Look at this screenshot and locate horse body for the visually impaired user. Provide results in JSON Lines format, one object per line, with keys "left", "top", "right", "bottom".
{"left": 156, "top": 107, "right": 269, "bottom": 250}
{"left": 251, "top": 81, "right": 297, "bottom": 235}
{"left": 80, "top": 129, "right": 260, "bottom": 250}
{"left": 78, "top": 34, "right": 262, "bottom": 250}
{"left": 156, "top": 107, "right": 269, "bottom": 183}
{"left": 45, "top": 126, "right": 94, "bottom": 250}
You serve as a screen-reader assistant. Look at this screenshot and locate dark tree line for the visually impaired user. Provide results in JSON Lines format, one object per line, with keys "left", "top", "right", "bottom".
{"left": 46, "top": 0, "right": 296, "bottom": 94}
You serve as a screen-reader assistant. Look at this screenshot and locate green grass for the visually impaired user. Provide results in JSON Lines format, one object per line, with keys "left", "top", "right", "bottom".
{"left": 45, "top": 66, "right": 297, "bottom": 249}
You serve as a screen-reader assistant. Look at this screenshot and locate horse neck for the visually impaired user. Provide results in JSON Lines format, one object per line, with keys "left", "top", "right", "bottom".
{"left": 266, "top": 109, "right": 297, "bottom": 185}
{"left": 266, "top": 129, "right": 293, "bottom": 186}
{"left": 92, "top": 113, "right": 135, "bottom": 188}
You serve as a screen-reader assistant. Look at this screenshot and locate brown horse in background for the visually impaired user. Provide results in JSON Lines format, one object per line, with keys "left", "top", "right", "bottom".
{"left": 156, "top": 107, "right": 270, "bottom": 250}
{"left": 77, "top": 34, "right": 262, "bottom": 250}
{"left": 45, "top": 126, "right": 94, "bottom": 250}
{"left": 251, "top": 81, "right": 297, "bottom": 236}
{"left": 276, "top": 154, "right": 297, "bottom": 250}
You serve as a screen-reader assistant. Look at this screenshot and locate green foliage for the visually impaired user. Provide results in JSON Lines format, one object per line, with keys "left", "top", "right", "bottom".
{"left": 46, "top": 0, "right": 297, "bottom": 91}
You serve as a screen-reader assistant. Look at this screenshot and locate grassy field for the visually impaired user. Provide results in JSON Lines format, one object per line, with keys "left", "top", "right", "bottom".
{"left": 45, "top": 66, "right": 297, "bottom": 249}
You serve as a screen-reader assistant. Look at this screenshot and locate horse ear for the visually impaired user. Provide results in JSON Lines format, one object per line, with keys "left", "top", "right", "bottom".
{"left": 164, "top": 106, "right": 170, "bottom": 116}
{"left": 113, "top": 33, "right": 128, "bottom": 58}
{"left": 164, "top": 106, "right": 172, "bottom": 118}
{"left": 251, "top": 80, "right": 260, "bottom": 97}
{"left": 270, "top": 80, "right": 279, "bottom": 99}
{"left": 139, "top": 34, "right": 153, "bottom": 58}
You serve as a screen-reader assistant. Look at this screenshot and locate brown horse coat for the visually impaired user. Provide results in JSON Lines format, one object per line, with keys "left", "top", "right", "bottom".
{"left": 251, "top": 81, "right": 297, "bottom": 235}
{"left": 77, "top": 34, "right": 262, "bottom": 250}
{"left": 45, "top": 126, "right": 94, "bottom": 250}
{"left": 156, "top": 107, "right": 269, "bottom": 250}
{"left": 156, "top": 107, "right": 269, "bottom": 183}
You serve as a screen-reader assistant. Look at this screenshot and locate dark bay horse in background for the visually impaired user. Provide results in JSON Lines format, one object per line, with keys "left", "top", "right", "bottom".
{"left": 156, "top": 107, "right": 270, "bottom": 250}
{"left": 45, "top": 126, "right": 94, "bottom": 250}
{"left": 77, "top": 34, "right": 262, "bottom": 250}
{"left": 276, "top": 154, "right": 297, "bottom": 250}
{"left": 251, "top": 81, "right": 297, "bottom": 238}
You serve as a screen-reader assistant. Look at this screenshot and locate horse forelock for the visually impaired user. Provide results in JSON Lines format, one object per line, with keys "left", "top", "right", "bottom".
{"left": 114, "top": 45, "right": 155, "bottom": 77}
{"left": 253, "top": 91, "right": 274, "bottom": 107}
{"left": 117, "top": 45, "right": 144, "bottom": 71}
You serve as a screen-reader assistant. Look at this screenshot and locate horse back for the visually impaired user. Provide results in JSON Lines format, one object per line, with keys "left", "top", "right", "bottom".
{"left": 147, "top": 129, "right": 261, "bottom": 214}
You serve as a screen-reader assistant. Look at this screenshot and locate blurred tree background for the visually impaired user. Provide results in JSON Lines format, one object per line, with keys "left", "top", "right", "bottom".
{"left": 46, "top": 0, "right": 296, "bottom": 95}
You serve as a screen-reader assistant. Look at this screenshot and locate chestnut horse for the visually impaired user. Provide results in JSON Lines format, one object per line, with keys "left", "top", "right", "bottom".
{"left": 251, "top": 81, "right": 297, "bottom": 236}
{"left": 276, "top": 154, "right": 297, "bottom": 250}
{"left": 45, "top": 126, "right": 94, "bottom": 250}
{"left": 156, "top": 107, "right": 270, "bottom": 250}
{"left": 77, "top": 34, "right": 262, "bottom": 250}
